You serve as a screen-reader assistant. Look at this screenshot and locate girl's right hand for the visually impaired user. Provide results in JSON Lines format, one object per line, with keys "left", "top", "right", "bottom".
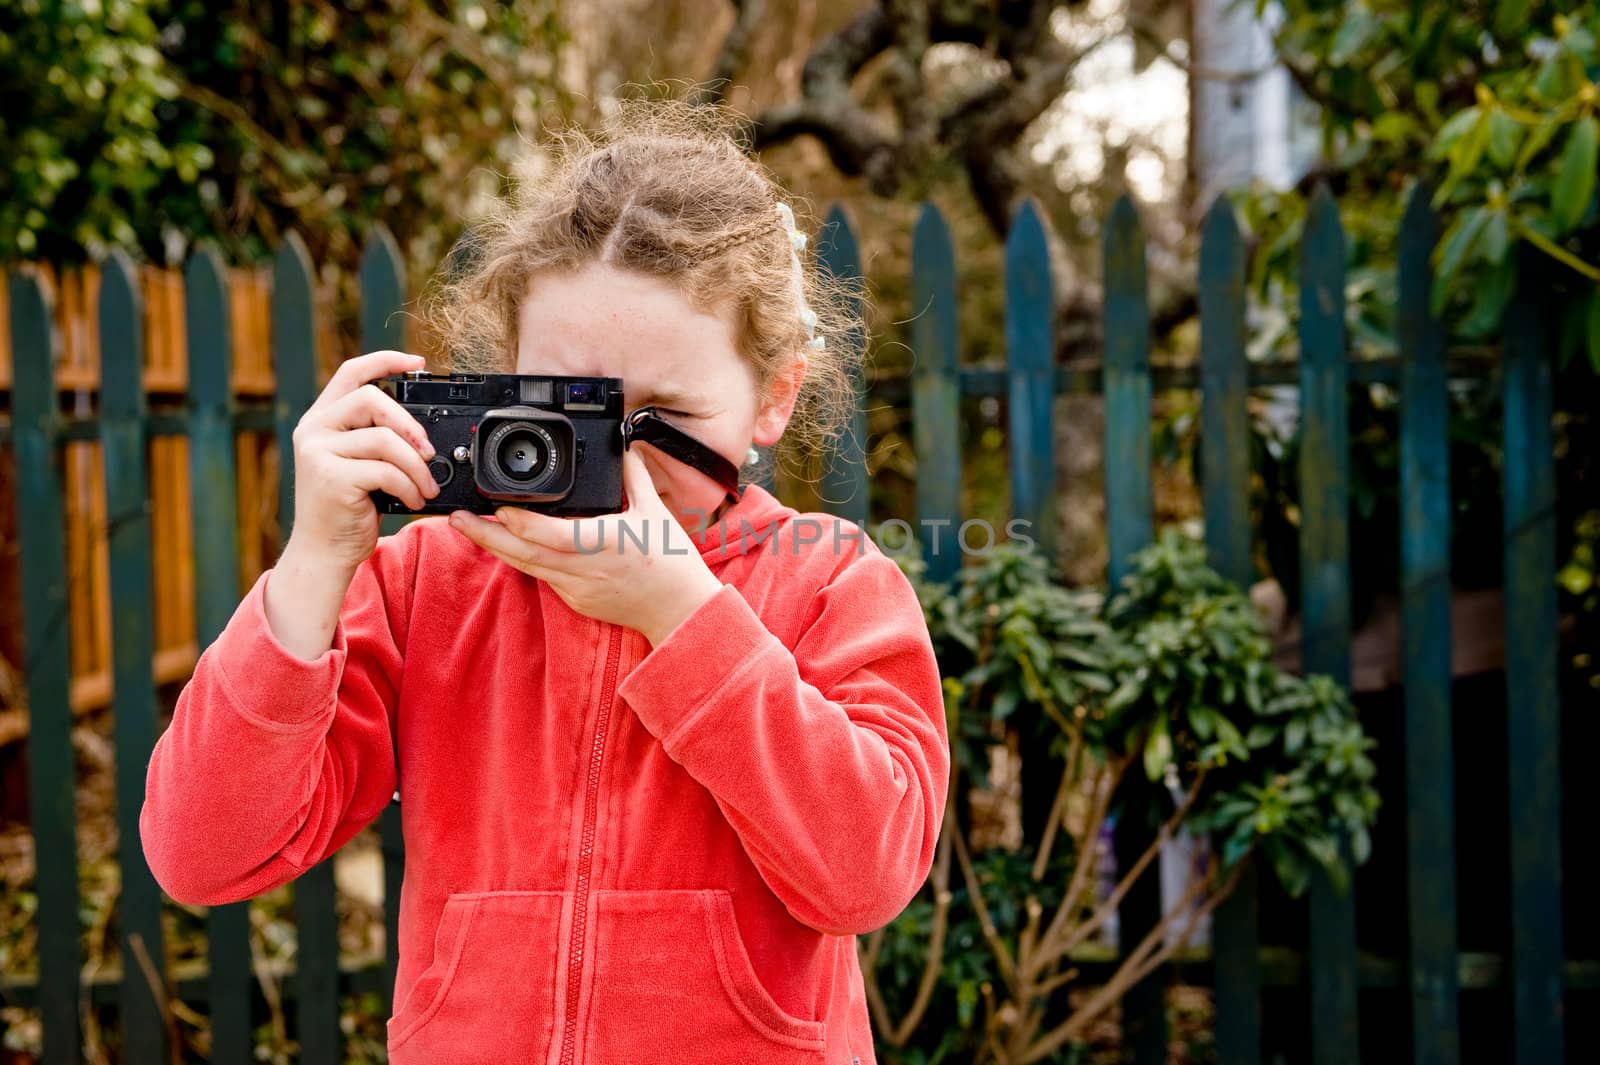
{"left": 283, "top": 350, "right": 441, "bottom": 573}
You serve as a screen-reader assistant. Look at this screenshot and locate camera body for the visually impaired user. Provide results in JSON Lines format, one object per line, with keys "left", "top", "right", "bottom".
{"left": 371, "top": 371, "right": 625, "bottom": 516}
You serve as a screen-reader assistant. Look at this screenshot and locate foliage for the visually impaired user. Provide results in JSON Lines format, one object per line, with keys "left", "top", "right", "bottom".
{"left": 871, "top": 533, "right": 1378, "bottom": 1062}
{"left": 1254, "top": 2, "right": 1600, "bottom": 364}
{"left": 0, "top": 0, "right": 567, "bottom": 281}
{"left": 0, "top": 0, "right": 190, "bottom": 258}
{"left": 1095, "top": 532, "right": 1378, "bottom": 895}
{"left": 1243, "top": 0, "right": 1600, "bottom": 688}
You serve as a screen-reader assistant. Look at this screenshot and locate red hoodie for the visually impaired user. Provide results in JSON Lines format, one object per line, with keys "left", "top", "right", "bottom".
{"left": 140, "top": 483, "right": 950, "bottom": 1065}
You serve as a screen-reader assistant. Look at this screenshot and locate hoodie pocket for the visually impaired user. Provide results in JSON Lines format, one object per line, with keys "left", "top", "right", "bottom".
{"left": 586, "top": 889, "right": 827, "bottom": 1064}
{"left": 387, "top": 890, "right": 565, "bottom": 1062}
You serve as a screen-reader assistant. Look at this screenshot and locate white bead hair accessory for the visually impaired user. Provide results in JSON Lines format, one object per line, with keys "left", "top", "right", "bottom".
{"left": 775, "top": 203, "right": 826, "bottom": 353}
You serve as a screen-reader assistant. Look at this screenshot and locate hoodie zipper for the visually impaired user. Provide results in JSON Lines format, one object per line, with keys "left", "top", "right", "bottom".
{"left": 557, "top": 622, "right": 623, "bottom": 1065}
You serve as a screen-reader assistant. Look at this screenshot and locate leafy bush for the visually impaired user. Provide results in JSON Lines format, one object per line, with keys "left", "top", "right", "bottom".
{"left": 868, "top": 530, "right": 1378, "bottom": 1063}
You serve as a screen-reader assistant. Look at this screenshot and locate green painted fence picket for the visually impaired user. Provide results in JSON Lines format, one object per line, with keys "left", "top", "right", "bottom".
{"left": 1004, "top": 200, "right": 1055, "bottom": 562}
{"left": 359, "top": 225, "right": 410, "bottom": 1021}
{"left": 816, "top": 205, "right": 869, "bottom": 528}
{"left": 1102, "top": 193, "right": 1166, "bottom": 1065}
{"left": 270, "top": 230, "right": 345, "bottom": 1064}
{"left": 183, "top": 245, "right": 257, "bottom": 1065}
{"left": 1198, "top": 195, "right": 1263, "bottom": 1065}
{"left": 99, "top": 252, "right": 169, "bottom": 1065}
{"left": 10, "top": 271, "right": 82, "bottom": 1065}
{"left": 910, "top": 203, "right": 962, "bottom": 585}
{"left": 1501, "top": 244, "right": 1567, "bottom": 1065}
{"left": 1396, "top": 186, "right": 1462, "bottom": 1065}
{"left": 1298, "top": 186, "right": 1361, "bottom": 1065}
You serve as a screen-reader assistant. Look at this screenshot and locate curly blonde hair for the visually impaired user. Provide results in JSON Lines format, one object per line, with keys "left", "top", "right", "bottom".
{"left": 422, "top": 98, "right": 864, "bottom": 461}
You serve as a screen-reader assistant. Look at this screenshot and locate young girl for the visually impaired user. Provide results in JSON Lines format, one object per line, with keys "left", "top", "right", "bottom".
{"left": 141, "top": 101, "right": 950, "bottom": 1065}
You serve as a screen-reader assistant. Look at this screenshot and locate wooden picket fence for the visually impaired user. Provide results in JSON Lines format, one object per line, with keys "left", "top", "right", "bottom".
{"left": 0, "top": 263, "right": 293, "bottom": 736}
{"left": 0, "top": 187, "right": 1589, "bottom": 1064}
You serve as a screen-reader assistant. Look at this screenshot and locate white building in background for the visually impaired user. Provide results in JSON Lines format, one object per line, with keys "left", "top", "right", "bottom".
{"left": 1139, "top": 1, "right": 1321, "bottom": 949}
{"left": 1190, "top": 0, "right": 1321, "bottom": 210}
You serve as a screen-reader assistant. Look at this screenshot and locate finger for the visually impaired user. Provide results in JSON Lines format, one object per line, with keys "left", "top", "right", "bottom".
{"left": 342, "top": 458, "right": 429, "bottom": 511}
{"left": 312, "top": 350, "right": 426, "bottom": 411}
{"left": 491, "top": 506, "right": 596, "bottom": 554}
{"left": 620, "top": 447, "right": 659, "bottom": 512}
{"left": 324, "top": 385, "right": 434, "bottom": 457}
{"left": 450, "top": 511, "right": 581, "bottom": 572}
{"left": 331, "top": 426, "right": 440, "bottom": 501}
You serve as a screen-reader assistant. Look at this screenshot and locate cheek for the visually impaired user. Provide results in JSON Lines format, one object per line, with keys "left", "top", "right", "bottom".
{"left": 639, "top": 452, "right": 722, "bottom": 516}
{"left": 636, "top": 452, "right": 684, "bottom": 497}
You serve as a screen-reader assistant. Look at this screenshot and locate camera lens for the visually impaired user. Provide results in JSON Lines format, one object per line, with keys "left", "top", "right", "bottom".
{"left": 476, "top": 411, "right": 573, "bottom": 502}
{"left": 482, "top": 418, "right": 562, "bottom": 493}
{"left": 496, "top": 427, "right": 546, "bottom": 481}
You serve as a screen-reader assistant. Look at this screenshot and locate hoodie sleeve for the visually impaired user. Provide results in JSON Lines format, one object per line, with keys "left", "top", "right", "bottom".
{"left": 139, "top": 531, "right": 416, "bottom": 907}
{"left": 616, "top": 543, "right": 950, "bottom": 936}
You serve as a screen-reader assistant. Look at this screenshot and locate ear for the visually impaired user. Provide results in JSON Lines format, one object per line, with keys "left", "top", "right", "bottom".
{"left": 751, "top": 352, "right": 807, "bottom": 447}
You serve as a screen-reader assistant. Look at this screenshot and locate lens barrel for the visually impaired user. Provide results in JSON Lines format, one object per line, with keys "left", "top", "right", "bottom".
{"left": 472, "top": 408, "right": 576, "bottom": 502}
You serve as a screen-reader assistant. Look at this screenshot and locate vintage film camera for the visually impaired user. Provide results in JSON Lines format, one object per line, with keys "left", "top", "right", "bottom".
{"left": 370, "top": 371, "right": 743, "bottom": 517}
{"left": 370, "top": 371, "right": 625, "bottom": 517}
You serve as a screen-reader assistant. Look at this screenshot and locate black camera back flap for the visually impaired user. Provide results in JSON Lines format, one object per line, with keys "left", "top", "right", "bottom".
{"left": 369, "top": 372, "right": 624, "bottom": 517}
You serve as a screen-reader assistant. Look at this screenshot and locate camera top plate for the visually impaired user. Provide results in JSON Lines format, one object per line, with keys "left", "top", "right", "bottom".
{"left": 380, "top": 372, "right": 625, "bottom": 416}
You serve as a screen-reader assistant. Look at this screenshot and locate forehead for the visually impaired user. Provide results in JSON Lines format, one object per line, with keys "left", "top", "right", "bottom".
{"left": 513, "top": 263, "right": 750, "bottom": 405}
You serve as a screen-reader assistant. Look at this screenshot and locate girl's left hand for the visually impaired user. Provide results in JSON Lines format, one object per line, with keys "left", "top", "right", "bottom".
{"left": 447, "top": 447, "right": 724, "bottom": 647}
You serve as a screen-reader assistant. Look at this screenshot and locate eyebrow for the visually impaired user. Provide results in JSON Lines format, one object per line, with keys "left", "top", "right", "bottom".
{"left": 631, "top": 386, "right": 702, "bottom": 409}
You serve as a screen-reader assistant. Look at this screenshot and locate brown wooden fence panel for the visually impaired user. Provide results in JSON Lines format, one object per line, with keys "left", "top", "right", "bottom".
{"left": 0, "top": 264, "right": 280, "bottom": 715}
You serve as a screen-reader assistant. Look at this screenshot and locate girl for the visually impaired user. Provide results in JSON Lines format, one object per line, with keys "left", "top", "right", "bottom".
{"left": 141, "top": 101, "right": 949, "bottom": 1065}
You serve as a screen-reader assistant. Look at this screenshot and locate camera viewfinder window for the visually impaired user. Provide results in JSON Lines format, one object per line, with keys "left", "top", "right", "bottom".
{"left": 565, "top": 382, "right": 606, "bottom": 410}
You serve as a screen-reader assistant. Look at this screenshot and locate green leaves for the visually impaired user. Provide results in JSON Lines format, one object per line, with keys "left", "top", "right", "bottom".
{"left": 2, "top": 0, "right": 569, "bottom": 268}
{"left": 1143, "top": 711, "right": 1172, "bottom": 781}
{"left": 1328, "top": 8, "right": 1380, "bottom": 66}
{"left": 1431, "top": 205, "right": 1490, "bottom": 315}
{"left": 1486, "top": 110, "right": 1524, "bottom": 169}
{"left": 876, "top": 531, "right": 1383, "bottom": 1059}
{"left": 0, "top": 0, "right": 181, "bottom": 257}
{"left": 1553, "top": 115, "right": 1599, "bottom": 233}
{"left": 897, "top": 529, "right": 1381, "bottom": 903}
{"left": 1258, "top": 3, "right": 1600, "bottom": 367}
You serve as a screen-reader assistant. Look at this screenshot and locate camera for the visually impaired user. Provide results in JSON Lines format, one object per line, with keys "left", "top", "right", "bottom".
{"left": 370, "top": 371, "right": 624, "bottom": 517}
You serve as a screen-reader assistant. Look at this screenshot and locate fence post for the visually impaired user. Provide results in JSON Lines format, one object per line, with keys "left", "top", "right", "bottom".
{"left": 273, "top": 233, "right": 319, "bottom": 542}
{"left": 816, "top": 204, "right": 869, "bottom": 529}
{"left": 910, "top": 203, "right": 961, "bottom": 582}
{"left": 10, "top": 270, "right": 84, "bottom": 1065}
{"left": 1298, "top": 185, "right": 1360, "bottom": 1064}
{"left": 1396, "top": 184, "right": 1462, "bottom": 1065}
{"left": 183, "top": 245, "right": 256, "bottom": 1065}
{"left": 1103, "top": 194, "right": 1164, "bottom": 1065}
{"left": 359, "top": 224, "right": 408, "bottom": 1012}
{"left": 1005, "top": 199, "right": 1055, "bottom": 562}
{"left": 268, "top": 231, "right": 345, "bottom": 1062}
{"left": 1500, "top": 244, "right": 1566, "bottom": 1065}
{"left": 1199, "top": 195, "right": 1263, "bottom": 1065}
{"left": 99, "top": 251, "right": 170, "bottom": 1064}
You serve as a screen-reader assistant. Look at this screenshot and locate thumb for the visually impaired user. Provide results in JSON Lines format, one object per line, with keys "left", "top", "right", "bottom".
{"left": 620, "top": 447, "right": 659, "bottom": 511}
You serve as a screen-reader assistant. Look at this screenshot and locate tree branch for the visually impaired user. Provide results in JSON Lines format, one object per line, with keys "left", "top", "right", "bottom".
{"left": 750, "top": 100, "right": 899, "bottom": 185}
{"left": 693, "top": 0, "right": 767, "bottom": 105}
{"left": 858, "top": 782, "right": 959, "bottom": 1047}
{"left": 799, "top": 3, "right": 893, "bottom": 99}
{"left": 746, "top": 0, "right": 1102, "bottom": 232}
{"left": 1026, "top": 767, "right": 1210, "bottom": 979}
{"left": 1022, "top": 857, "right": 1247, "bottom": 1064}
{"left": 951, "top": 813, "right": 1023, "bottom": 1000}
